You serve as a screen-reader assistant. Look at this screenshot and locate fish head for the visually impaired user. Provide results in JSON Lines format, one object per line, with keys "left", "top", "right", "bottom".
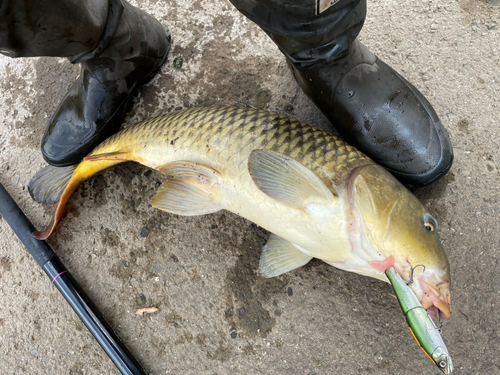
{"left": 349, "top": 165, "right": 451, "bottom": 319}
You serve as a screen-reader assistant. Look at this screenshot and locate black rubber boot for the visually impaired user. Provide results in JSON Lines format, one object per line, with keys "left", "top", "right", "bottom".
{"left": 0, "top": 0, "right": 170, "bottom": 166}
{"left": 230, "top": 0, "right": 453, "bottom": 186}
{"left": 0, "top": 0, "right": 108, "bottom": 58}
{"left": 40, "top": 0, "right": 171, "bottom": 166}
{"left": 289, "top": 39, "right": 453, "bottom": 186}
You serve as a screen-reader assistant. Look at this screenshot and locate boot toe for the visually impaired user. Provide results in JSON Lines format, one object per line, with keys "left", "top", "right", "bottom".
{"left": 41, "top": 74, "right": 112, "bottom": 166}
{"left": 41, "top": 117, "right": 96, "bottom": 166}
{"left": 332, "top": 58, "right": 453, "bottom": 186}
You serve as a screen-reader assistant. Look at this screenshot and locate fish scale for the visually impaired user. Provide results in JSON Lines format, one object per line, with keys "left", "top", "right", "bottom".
{"left": 93, "top": 105, "right": 373, "bottom": 187}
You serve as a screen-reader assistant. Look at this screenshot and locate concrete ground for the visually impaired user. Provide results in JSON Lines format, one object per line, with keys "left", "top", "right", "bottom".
{"left": 1, "top": 0, "right": 499, "bottom": 374}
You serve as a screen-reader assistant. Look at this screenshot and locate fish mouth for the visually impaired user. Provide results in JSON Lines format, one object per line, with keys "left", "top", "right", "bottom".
{"left": 418, "top": 279, "right": 451, "bottom": 320}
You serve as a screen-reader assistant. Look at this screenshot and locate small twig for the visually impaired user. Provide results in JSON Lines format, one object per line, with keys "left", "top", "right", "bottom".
{"left": 458, "top": 309, "right": 469, "bottom": 320}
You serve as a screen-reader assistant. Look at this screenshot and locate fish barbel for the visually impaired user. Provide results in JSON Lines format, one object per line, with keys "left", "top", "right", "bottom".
{"left": 29, "top": 105, "right": 451, "bottom": 319}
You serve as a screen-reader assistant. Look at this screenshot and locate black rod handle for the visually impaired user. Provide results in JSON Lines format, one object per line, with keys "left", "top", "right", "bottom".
{"left": 0, "top": 182, "right": 147, "bottom": 375}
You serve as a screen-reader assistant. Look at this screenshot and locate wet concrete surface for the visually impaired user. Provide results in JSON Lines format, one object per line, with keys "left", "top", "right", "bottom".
{"left": 1, "top": 0, "right": 499, "bottom": 374}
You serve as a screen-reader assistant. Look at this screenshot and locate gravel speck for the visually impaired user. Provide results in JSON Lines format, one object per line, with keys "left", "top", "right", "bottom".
{"left": 140, "top": 227, "right": 150, "bottom": 237}
{"left": 173, "top": 57, "right": 183, "bottom": 69}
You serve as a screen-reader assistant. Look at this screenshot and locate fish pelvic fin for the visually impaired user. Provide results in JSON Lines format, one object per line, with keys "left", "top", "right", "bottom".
{"left": 248, "top": 149, "right": 337, "bottom": 211}
{"left": 151, "top": 161, "right": 222, "bottom": 216}
{"left": 259, "top": 234, "right": 313, "bottom": 278}
{"left": 31, "top": 156, "right": 128, "bottom": 240}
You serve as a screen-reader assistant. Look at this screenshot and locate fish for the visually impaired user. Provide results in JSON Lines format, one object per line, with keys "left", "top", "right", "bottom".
{"left": 28, "top": 105, "right": 452, "bottom": 320}
{"left": 385, "top": 267, "right": 453, "bottom": 374}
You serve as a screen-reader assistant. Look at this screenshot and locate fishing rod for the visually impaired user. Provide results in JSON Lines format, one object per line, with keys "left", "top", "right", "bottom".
{"left": 0, "top": 182, "right": 147, "bottom": 375}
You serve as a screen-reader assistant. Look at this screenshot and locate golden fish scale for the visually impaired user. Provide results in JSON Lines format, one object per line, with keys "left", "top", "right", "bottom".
{"left": 94, "top": 106, "right": 374, "bottom": 185}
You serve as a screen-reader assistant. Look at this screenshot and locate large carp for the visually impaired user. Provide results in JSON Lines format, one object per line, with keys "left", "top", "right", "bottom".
{"left": 29, "top": 106, "right": 451, "bottom": 319}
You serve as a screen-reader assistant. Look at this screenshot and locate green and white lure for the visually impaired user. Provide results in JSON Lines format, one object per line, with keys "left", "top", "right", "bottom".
{"left": 385, "top": 267, "right": 453, "bottom": 374}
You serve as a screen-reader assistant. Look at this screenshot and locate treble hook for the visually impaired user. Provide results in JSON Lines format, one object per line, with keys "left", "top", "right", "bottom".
{"left": 406, "top": 263, "right": 445, "bottom": 334}
{"left": 407, "top": 263, "right": 426, "bottom": 286}
{"left": 438, "top": 310, "right": 444, "bottom": 334}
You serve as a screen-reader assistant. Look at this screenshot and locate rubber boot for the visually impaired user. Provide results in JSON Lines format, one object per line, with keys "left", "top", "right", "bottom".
{"left": 41, "top": 0, "right": 171, "bottom": 166}
{"left": 0, "top": 0, "right": 108, "bottom": 58}
{"left": 230, "top": 0, "right": 453, "bottom": 186}
{"left": 0, "top": 0, "right": 170, "bottom": 166}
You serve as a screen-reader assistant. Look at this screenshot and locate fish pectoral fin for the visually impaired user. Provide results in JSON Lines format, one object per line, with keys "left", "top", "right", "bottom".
{"left": 259, "top": 234, "right": 313, "bottom": 278}
{"left": 151, "top": 161, "right": 221, "bottom": 216}
{"left": 248, "top": 149, "right": 336, "bottom": 210}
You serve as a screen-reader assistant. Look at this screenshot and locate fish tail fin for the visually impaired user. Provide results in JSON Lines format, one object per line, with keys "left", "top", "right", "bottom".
{"left": 29, "top": 164, "right": 78, "bottom": 204}
{"left": 32, "top": 169, "right": 84, "bottom": 240}
{"left": 31, "top": 153, "right": 129, "bottom": 240}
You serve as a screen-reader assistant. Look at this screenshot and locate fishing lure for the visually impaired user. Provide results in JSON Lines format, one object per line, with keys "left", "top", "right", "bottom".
{"left": 386, "top": 267, "right": 453, "bottom": 374}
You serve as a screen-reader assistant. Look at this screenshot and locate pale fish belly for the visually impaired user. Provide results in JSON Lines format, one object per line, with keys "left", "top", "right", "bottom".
{"left": 323, "top": 216, "right": 391, "bottom": 283}
{"left": 215, "top": 164, "right": 354, "bottom": 263}
{"left": 324, "top": 253, "right": 390, "bottom": 283}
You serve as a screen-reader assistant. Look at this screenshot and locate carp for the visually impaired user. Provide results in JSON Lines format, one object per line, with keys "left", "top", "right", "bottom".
{"left": 29, "top": 105, "right": 451, "bottom": 320}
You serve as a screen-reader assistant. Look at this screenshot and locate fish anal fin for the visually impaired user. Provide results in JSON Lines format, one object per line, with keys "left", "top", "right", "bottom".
{"left": 84, "top": 151, "right": 131, "bottom": 162}
{"left": 248, "top": 149, "right": 336, "bottom": 210}
{"left": 259, "top": 233, "right": 313, "bottom": 278}
{"left": 151, "top": 161, "right": 221, "bottom": 216}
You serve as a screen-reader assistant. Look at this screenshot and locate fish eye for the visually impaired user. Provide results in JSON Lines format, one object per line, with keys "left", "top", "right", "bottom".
{"left": 423, "top": 214, "right": 438, "bottom": 232}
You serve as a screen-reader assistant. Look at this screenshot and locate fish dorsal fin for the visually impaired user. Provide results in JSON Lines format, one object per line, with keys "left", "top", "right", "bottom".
{"left": 259, "top": 234, "right": 313, "bottom": 278}
{"left": 248, "top": 149, "right": 336, "bottom": 209}
{"left": 83, "top": 151, "right": 130, "bottom": 162}
{"left": 151, "top": 161, "right": 221, "bottom": 216}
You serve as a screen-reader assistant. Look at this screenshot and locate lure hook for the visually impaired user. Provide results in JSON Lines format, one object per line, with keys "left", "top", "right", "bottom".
{"left": 437, "top": 310, "right": 444, "bottom": 334}
{"left": 407, "top": 263, "right": 426, "bottom": 286}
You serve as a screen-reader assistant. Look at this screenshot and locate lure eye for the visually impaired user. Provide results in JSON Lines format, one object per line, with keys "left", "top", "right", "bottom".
{"left": 423, "top": 214, "right": 438, "bottom": 232}
{"left": 439, "top": 360, "right": 447, "bottom": 368}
